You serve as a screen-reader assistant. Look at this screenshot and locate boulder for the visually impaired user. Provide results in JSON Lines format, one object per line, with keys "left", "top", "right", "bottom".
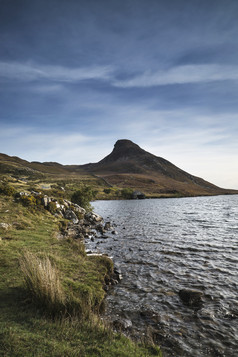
{"left": 113, "top": 266, "right": 123, "bottom": 281}
{"left": 179, "top": 289, "right": 203, "bottom": 308}
{"left": 112, "top": 318, "right": 132, "bottom": 330}
{"left": 42, "top": 196, "right": 51, "bottom": 207}
{"left": 132, "top": 191, "right": 145, "bottom": 199}
{"left": 104, "top": 222, "right": 111, "bottom": 230}
{"left": 92, "top": 212, "right": 103, "bottom": 222}
{"left": 96, "top": 223, "right": 105, "bottom": 234}
{"left": 71, "top": 203, "right": 86, "bottom": 215}
{"left": 85, "top": 212, "right": 103, "bottom": 224}
{"left": 64, "top": 209, "right": 79, "bottom": 224}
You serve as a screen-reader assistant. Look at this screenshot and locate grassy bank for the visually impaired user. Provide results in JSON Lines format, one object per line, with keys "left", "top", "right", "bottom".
{"left": 0, "top": 193, "right": 162, "bottom": 356}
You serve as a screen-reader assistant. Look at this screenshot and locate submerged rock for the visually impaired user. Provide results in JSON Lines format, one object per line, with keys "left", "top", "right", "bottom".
{"left": 179, "top": 289, "right": 203, "bottom": 308}
{"left": 112, "top": 318, "right": 132, "bottom": 330}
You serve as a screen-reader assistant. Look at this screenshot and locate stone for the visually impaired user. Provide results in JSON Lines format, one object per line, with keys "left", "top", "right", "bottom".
{"left": 0, "top": 223, "right": 10, "bottom": 230}
{"left": 55, "top": 202, "right": 61, "bottom": 209}
{"left": 113, "top": 318, "right": 132, "bottom": 330}
{"left": 113, "top": 268, "right": 123, "bottom": 281}
{"left": 132, "top": 191, "right": 145, "bottom": 199}
{"left": 140, "top": 310, "right": 161, "bottom": 324}
{"left": 63, "top": 200, "right": 70, "bottom": 208}
{"left": 85, "top": 212, "right": 103, "bottom": 223}
{"left": 72, "top": 204, "right": 86, "bottom": 215}
{"left": 179, "top": 289, "right": 203, "bottom": 308}
{"left": 96, "top": 223, "right": 105, "bottom": 234}
{"left": 64, "top": 209, "right": 79, "bottom": 224}
{"left": 42, "top": 196, "right": 51, "bottom": 207}
{"left": 104, "top": 222, "right": 111, "bottom": 230}
{"left": 19, "top": 191, "right": 30, "bottom": 196}
{"left": 92, "top": 212, "right": 103, "bottom": 222}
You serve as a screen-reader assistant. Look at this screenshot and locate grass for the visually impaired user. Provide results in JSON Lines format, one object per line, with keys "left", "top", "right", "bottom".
{"left": 0, "top": 192, "right": 162, "bottom": 356}
{"left": 19, "top": 251, "right": 66, "bottom": 314}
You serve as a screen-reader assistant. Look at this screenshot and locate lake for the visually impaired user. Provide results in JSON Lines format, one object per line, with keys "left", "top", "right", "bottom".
{"left": 87, "top": 195, "right": 238, "bottom": 356}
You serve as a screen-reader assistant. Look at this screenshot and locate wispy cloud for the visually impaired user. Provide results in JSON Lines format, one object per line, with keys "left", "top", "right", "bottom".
{"left": 0, "top": 61, "right": 113, "bottom": 82}
{"left": 114, "top": 64, "right": 238, "bottom": 87}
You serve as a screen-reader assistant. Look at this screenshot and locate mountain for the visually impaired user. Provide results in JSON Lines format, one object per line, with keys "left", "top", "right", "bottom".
{"left": 0, "top": 140, "right": 237, "bottom": 197}
{"left": 80, "top": 139, "right": 237, "bottom": 196}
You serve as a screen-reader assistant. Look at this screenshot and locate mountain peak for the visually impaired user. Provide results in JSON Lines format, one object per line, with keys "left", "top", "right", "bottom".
{"left": 100, "top": 139, "right": 145, "bottom": 164}
{"left": 114, "top": 139, "right": 139, "bottom": 149}
{"left": 112, "top": 139, "right": 143, "bottom": 156}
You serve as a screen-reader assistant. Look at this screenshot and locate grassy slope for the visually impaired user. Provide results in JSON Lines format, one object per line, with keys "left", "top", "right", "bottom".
{"left": 0, "top": 195, "right": 161, "bottom": 357}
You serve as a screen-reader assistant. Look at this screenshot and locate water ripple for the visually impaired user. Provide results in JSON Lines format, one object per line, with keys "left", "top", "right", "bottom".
{"left": 89, "top": 195, "right": 238, "bottom": 357}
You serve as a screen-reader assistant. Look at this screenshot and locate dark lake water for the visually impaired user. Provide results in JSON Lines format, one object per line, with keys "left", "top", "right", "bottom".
{"left": 87, "top": 195, "right": 238, "bottom": 356}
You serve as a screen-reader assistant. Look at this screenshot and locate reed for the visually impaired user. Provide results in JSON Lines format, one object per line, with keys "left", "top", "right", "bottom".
{"left": 20, "top": 251, "right": 66, "bottom": 314}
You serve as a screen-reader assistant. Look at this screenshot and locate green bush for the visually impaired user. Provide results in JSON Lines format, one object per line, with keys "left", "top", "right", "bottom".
{"left": 71, "top": 185, "right": 96, "bottom": 211}
{"left": 19, "top": 194, "right": 37, "bottom": 207}
{"left": 0, "top": 182, "right": 16, "bottom": 196}
{"left": 47, "top": 201, "right": 58, "bottom": 214}
{"left": 121, "top": 188, "right": 134, "bottom": 199}
{"left": 103, "top": 188, "right": 111, "bottom": 194}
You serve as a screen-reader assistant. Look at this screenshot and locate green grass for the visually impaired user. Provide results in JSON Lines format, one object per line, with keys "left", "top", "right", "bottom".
{"left": 0, "top": 194, "right": 162, "bottom": 356}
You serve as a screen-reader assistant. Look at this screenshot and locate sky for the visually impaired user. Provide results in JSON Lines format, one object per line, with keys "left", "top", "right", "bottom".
{"left": 0, "top": 0, "right": 238, "bottom": 189}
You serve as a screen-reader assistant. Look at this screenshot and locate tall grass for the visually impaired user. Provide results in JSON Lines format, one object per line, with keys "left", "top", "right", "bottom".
{"left": 20, "top": 251, "right": 66, "bottom": 314}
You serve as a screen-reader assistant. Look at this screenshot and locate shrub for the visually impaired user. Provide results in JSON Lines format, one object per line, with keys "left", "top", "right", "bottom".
{"left": 34, "top": 193, "right": 44, "bottom": 206}
{"left": 71, "top": 185, "right": 96, "bottom": 211}
{"left": 47, "top": 201, "right": 58, "bottom": 214}
{"left": 103, "top": 188, "right": 111, "bottom": 194}
{"left": 121, "top": 188, "right": 134, "bottom": 199}
{"left": 59, "top": 219, "right": 68, "bottom": 232}
{"left": 0, "top": 182, "right": 16, "bottom": 196}
{"left": 19, "top": 194, "right": 37, "bottom": 207}
{"left": 19, "top": 251, "right": 66, "bottom": 314}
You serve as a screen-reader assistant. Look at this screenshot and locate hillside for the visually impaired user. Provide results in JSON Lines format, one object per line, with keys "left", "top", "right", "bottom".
{"left": 0, "top": 140, "right": 237, "bottom": 198}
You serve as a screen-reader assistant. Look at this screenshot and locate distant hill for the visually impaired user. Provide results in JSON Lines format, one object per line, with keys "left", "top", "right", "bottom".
{"left": 0, "top": 140, "right": 237, "bottom": 197}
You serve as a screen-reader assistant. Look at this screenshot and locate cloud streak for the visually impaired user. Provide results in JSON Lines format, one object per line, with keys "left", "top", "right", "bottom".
{"left": 0, "top": 61, "right": 113, "bottom": 82}
{"left": 114, "top": 64, "right": 238, "bottom": 87}
{"left": 1, "top": 62, "right": 238, "bottom": 89}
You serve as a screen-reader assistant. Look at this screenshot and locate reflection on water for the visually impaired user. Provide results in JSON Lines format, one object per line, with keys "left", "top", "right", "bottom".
{"left": 87, "top": 195, "right": 238, "bottom": 356}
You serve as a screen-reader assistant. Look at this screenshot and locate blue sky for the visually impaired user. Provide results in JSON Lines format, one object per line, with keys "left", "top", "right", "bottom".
{"left": 0, "top": 0, "right": 238, "bottom": 189}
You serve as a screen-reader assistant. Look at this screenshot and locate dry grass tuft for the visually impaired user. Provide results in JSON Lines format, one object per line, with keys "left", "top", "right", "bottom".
{"left": 20, "top": 251, "right": 66, "bottom": 313}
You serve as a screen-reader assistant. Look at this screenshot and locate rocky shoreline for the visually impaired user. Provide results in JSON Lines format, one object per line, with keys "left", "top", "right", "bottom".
{"left": 58, "top": 209, "right": 123, "bottom": 289}
{"left": 12, "top": 190, "right": 122, "bottom": 289}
